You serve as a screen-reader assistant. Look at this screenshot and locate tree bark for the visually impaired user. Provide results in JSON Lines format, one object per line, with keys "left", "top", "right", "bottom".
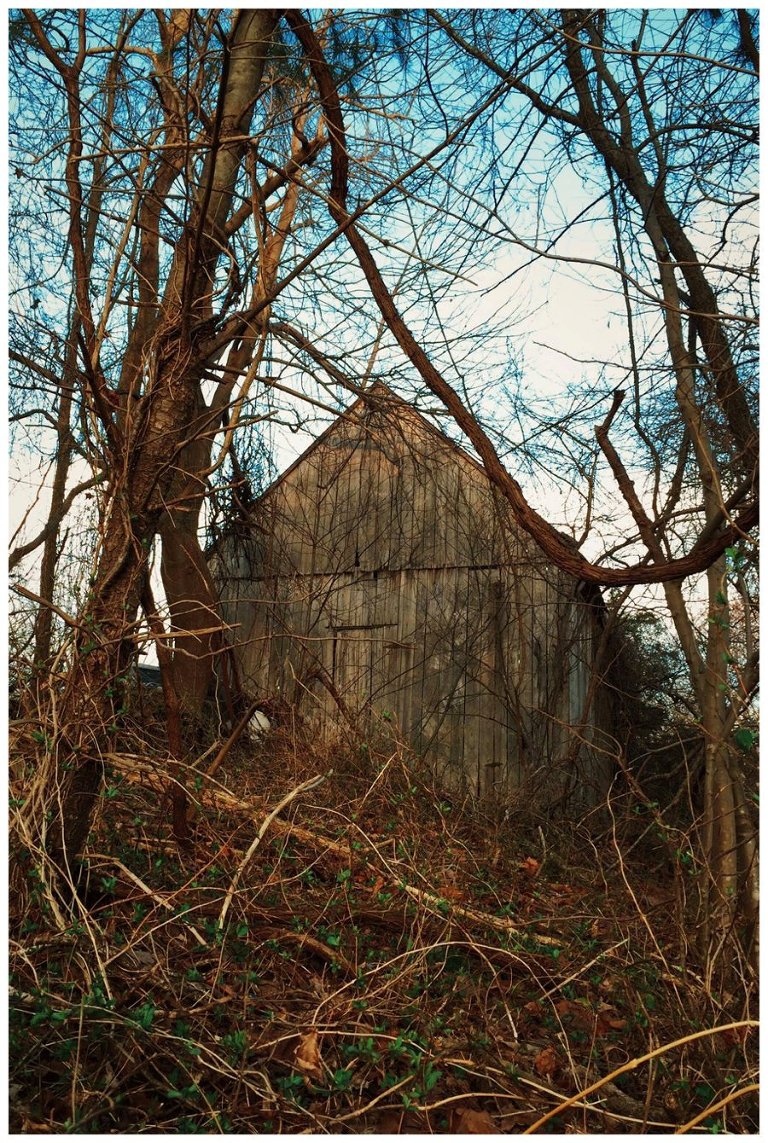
{"left": 36, "top": 8, "right": 282, "bottom": 869}
{"left": 158, "top": 110, "right": 306, "bottom": 717}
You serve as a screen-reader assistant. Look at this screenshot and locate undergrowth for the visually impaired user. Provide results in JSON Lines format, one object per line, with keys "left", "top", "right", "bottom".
{"left": 8, "top": 717, "right": 759, "bottom": 1134}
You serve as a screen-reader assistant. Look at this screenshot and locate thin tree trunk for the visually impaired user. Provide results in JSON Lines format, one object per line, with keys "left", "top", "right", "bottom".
{"left": 40, "top": 10, "right": 281, "bottom": 869}
{"left": 33, "top": 378, "right": 75, "bottom": 666}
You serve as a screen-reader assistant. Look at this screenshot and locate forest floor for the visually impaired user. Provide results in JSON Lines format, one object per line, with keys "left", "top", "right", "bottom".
{"left": 9, "top": 711, "right": 759, "bottom": 1134}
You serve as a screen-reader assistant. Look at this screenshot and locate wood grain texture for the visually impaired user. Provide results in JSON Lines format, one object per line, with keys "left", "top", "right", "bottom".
{"left": 215, "top": 387, "right": 613, "bottom": 807}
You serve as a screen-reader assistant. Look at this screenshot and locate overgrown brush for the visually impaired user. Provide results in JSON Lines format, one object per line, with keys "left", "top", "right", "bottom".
{"left": 8, "top": 708, "right": 759, "bottom": 1133}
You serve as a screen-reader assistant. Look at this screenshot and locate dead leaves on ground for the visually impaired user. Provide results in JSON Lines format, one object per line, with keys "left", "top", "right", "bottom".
{"left": 294, "top": 1030, "right": 323, "bottom": 1080}
{"left": 533, "top": 1044, "right": 560, "bottom": 1078}
{"left": 519, "top": 855, "right": 541, "bottom": 878}
{"left": 449, "top": 1105, "right": 500, "bottom": 1133}
{"left": 554, "top": 996, "right": 627, "bottom": 1036}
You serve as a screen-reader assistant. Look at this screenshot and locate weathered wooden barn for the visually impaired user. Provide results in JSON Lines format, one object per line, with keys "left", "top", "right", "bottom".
{"left": 215, "top": 384, "right": 613, "bottom": 806}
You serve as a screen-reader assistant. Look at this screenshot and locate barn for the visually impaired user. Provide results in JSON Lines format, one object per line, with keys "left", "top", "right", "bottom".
{"left": 215, "top": 383, "right": 614, "bottom": 807}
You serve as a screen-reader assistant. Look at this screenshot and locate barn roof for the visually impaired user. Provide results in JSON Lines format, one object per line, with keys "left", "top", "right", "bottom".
{"left": 255, "top": 381, "right": 489, "bottom": 501}
{"left": 226, "top": 381, "right": 604, "bottom": 612}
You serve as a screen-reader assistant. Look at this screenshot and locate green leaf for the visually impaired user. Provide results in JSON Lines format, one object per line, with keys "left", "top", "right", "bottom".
{"left": 333, "top": 1067, "right": 354, "bottom": 1090}
{"left": 423, "top": 1064, "right": 443, "bottom": 1092}
{"left": 135, "top": 1002, "right": 155, "bottom": 1029}
{"left": 734, "top": 727, "right": 757, "bottom": 752}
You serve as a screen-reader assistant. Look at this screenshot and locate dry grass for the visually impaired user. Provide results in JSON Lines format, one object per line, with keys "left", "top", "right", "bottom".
{"left": 8, "top": 714, "right": 759, "bottom": 1134}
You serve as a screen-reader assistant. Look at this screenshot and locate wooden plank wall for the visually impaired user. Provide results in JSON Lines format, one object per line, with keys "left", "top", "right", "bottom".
{"left": 215, "top": 393, "right": 611, "bottom": 804}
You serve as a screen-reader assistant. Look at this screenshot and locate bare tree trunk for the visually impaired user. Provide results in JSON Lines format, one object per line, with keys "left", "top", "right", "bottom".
{"left": 33, "top": 374, "right": 75, "bottom": 666}
{"left": 35, "top": 9, "right": 281, "bottom": 869}
{"left": 158, "top": 121, "right": 305, "bottom": 717}
{"left": 32, "top": 50, "right": 115, "bottom": 664}
{"left": 158, "top": 401, "right": 223, "bottom": 721}
{"left": 141, "top": 580, "right": 189, "bottom": 843}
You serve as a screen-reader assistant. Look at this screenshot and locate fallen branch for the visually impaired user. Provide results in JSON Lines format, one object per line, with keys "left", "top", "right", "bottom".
{"left": 104, "top": 753, "right": 566, "bottom": 949}
{"left": 257, "top": 925, "right": 355, "bottom": 975}
{"left": 400, "top": 884, "right": 563, "bottom": 947}
{"left": 217, "top": 772, "right": 329, "bottom": 931}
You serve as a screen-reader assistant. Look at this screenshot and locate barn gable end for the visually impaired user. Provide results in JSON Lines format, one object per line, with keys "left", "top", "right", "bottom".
{"left": 216, "top": 385, "right": 613, "bottom": 806}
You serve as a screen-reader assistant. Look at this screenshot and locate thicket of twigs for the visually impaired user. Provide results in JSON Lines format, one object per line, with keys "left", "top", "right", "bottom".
{"left": 9, "top": 687, "right": 758, "bottom": 1134}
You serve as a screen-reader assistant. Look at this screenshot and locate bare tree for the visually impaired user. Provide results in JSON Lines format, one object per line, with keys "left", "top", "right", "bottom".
{"left": 10, "top": 9, "right": 757, "bottom": 974}
{"left": 284, "top": 8, "right": 758, "bottom": 969}
{"left": 15, "top": 8, "right": 298, "bottom": 862}
{"left": 10, "top": 8, "right": 454, "bottom": 866}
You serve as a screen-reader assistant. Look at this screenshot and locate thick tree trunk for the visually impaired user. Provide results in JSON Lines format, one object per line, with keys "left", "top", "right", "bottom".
{"left": 159, "top": 510, "right": 223, "bottom": 721}
{"left": 157, "top": 397, "right": 222, "bottom": 720}
{"left": 158, "top": 106, "right": 304, "bottom": 718}
{"left": 47, "top": 327, "right": 211, "bottom": 868}
{"left": 41, "top": 10, "right": 281, "bottom": 870}
{"left": 50, "top": 533, "right": 146, "bottom": 868}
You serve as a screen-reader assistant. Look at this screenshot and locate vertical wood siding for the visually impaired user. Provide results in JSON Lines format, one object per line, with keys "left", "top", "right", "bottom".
{"left": 216, "top": 388, "right": 612, "bottom": 804}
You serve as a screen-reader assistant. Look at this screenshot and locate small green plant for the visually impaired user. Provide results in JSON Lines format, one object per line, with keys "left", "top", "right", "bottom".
{"left": 319, "top": 927, "right": 342, "bottom": 949}
{"left": 30, "top": 1003, "right": 69, "bottom": 1028}
{"left": 331, "top": 1066, "right": 354, "bottom": 1091}
{"left": 275, "top": 1072, "right": 306, "bottom": 1104}
{"left": 167, "top": 1078, "right": 201, "bottom": 1101}
{"left": 134, "top": 1001, "right": 155, "bottom": 1030}
{"left": 222, "top": 1028, "right": 248, "bottom": 1062}
{"left": 203, "top": 918, "right": 223, "bottom": 945}
{"left": 342, "top": 1036, "right": 381, "bottom": 1064}
{"left": 176, "top": 1117, "right": 205, "bottom": 1133}
{"left": 389, "top": 1032, "right": 424, "bottom": 1063}
{"left": 402, "top": 1061, "right": 443, "bottom": 1108}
